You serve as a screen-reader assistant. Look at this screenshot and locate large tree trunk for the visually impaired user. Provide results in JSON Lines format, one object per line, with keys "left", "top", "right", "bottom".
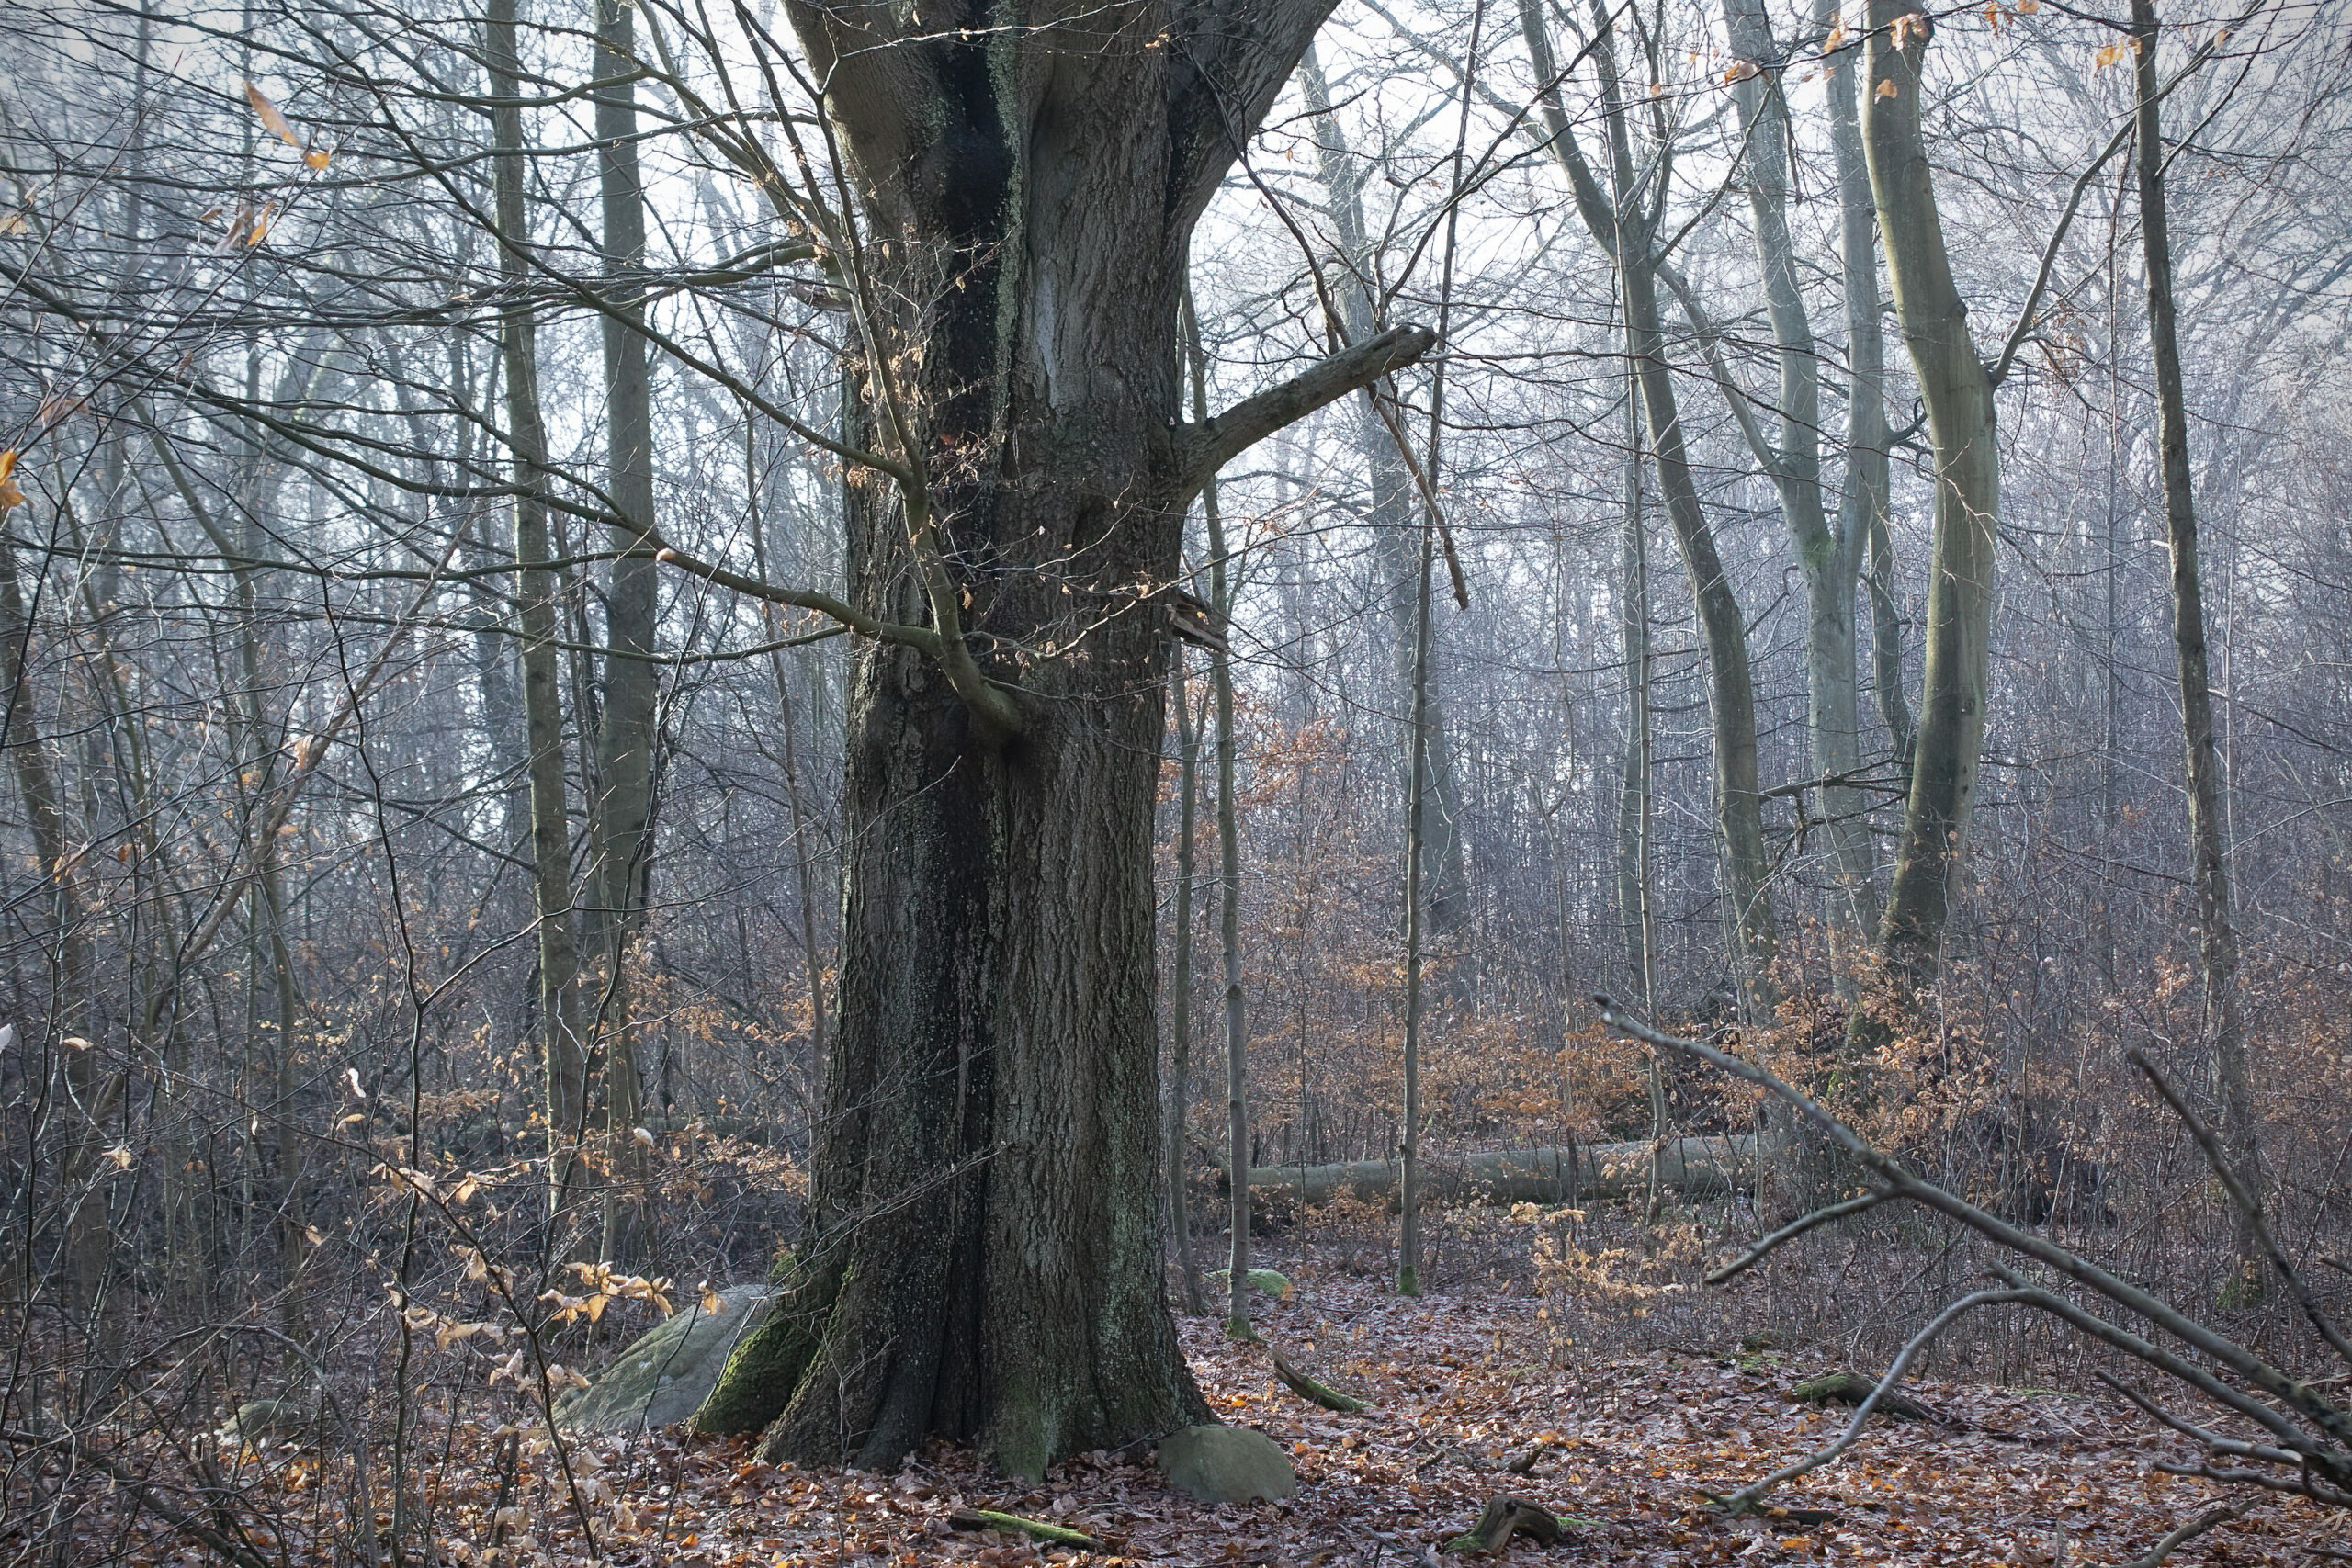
{"left": 1861, "top": 0, "right": 1999, "bottom": 1001}
{"left": 2131, "top": 0, "right": 2257, "bottom": 1288}
{"left": 691, "top": 2, "right": 1411, "bottom": 1480}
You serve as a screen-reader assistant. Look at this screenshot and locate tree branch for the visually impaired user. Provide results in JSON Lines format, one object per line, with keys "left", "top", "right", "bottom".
{"left": 2120, "top": 1501, "right": 2257, "bottom": 1568}
{"left": 1591, "top": 997, "right": 2352, "bottom": 1456}
{"left": 1169, "top": 325, "right": 1436, "bottom": 508}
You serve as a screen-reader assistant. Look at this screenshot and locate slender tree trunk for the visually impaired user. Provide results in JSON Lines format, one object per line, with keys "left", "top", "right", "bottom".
{"left": 1615, "top": 367, "right": 1655, "bottom": 1001}
{"left": 1522, "top": 0, "right": 1777, "bottom": 1014}
{"left": 1167, "top": 657, "right": 1206, "bottom": 1317}
{"left": 1198, "top": 382, "right": 1252, "bottom": 1345}
{"left": 1860, "top": 1, "right": 2000, "bottom": 1005}
{"left": 1397, "top": 498, "right": 1433, "bottom": 1298}
{"left": 2131, "top": 0, "right": 2258, "bottom": 1291}
{"left": 1301, "top": 48, "right": 1472, "bottom": 937}
{"left": 1824, "top": 3, "right": 1912, "bottom": 779}
{"left": 590, "top": 0, "right": 657, "bottom": 1265}
{"left": 745, "top": 431, "right": 830, "bottom": 1086}
{"left": 0, "top": 536, "right": 104, "bottom": 1317}
{"left": 487, "top": 0, "right": 588, "bottom": 1218}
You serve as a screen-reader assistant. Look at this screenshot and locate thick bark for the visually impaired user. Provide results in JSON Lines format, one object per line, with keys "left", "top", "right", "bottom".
{"left": 691, "top": 2, "right": 1414, "bottom": 1479}
{"left": 1521, "top": 0, "right": 1777, "bottom": 1012}
{"left": 1301, "top": 49, "right": 1472, "bottom": 937}
{"left": 2131, "top": 0, "right": 2256, "bottom": 1282}
{"left": 487, "top": 0, "right": 588, "bottom": 1210}
{"left": 591, "top": 0, "right": 656, "bottom": 1262}
{"left": 1861, "top": 1, "right": 1998, "bottom": 999}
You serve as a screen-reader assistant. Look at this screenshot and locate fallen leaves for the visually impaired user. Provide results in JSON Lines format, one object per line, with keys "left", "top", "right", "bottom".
{"left": 27, "top": 1246, "right": 2337, "bottom": 1567}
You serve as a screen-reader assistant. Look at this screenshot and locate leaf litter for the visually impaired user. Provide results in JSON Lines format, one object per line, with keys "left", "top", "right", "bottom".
{"left": 74, "top": 1252, "right": 2343, "bottom": 1568}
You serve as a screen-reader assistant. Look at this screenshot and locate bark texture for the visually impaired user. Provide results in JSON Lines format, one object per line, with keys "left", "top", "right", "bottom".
{"left": 692, "top": 1, "right": 1418, "bottom": 1479}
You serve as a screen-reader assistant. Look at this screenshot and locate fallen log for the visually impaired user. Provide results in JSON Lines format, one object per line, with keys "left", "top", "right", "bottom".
{"left": 947, "top": 1509, "right": 1103, "bottom": 1550}
{"left": 1445, "top": 1495, "right": 1564, "bottom": 1554}
{"left": 1207, "top": 1135, "right": 1774, "bottom": 1209}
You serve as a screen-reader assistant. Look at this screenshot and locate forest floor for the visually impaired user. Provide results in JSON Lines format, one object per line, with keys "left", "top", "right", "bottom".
{"left": 248, "top": 1248, "right": 2342, "bottom": 1568}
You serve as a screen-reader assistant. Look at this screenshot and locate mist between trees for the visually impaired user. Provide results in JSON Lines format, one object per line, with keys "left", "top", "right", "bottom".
{"left": 2, "top": 0, "right": 2349, "bottom": 1562}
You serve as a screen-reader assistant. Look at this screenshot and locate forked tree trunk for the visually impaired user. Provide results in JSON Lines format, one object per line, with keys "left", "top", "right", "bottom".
{"left": 691, "top": 3, "right": 1412, "bottom": 1480}
{"left": 1861, "top": 0, "right": 1999, "bottom": 1003}
{"left": 1521, "top": 0, "right": 1777, "bottom": 1015}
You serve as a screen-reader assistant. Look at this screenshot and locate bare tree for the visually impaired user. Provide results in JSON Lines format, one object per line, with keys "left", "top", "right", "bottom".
{"left": 2130, "top": 0, "right": 2256, "bottom": 1292}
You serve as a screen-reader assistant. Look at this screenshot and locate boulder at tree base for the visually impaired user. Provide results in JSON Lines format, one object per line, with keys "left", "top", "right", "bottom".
{"left": 555, "top": 1283, "right": 775, "bottom": 1433}
{"left": 1157, "top": 1424, "right": 1297, "bottom": 1504}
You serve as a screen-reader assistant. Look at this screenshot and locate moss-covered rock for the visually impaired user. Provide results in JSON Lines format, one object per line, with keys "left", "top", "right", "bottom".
{"left": 1157, "top": 1424, "right": 1296, "bottom": 1504}
{"left": 1206, "top": 1268, "right": 1294, "bottom": 1302}
{"left": 556, "top": 1283, "right": 776, "bottom": 1433}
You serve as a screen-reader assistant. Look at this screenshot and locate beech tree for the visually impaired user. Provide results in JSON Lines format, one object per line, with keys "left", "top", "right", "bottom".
{"left": 676, "top": 4, "right": 1435, "bottom": 1477}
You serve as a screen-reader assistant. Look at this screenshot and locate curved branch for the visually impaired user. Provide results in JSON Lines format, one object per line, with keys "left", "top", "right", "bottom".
{"left": 648, "top": 542, "right": 942, "bottom": 659}
{"left": 1705, "top": 1191, "right": 1891, "bottom": 1284}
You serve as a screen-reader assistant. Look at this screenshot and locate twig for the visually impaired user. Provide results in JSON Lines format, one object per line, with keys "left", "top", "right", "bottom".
{"left": 1268, "top": 1343, "right": 1371, "bottom": 1414}
{"left": 2, "top": 1429, "right": 275, "bottom": 1568}
{"left": 1706, "top": 1192, "right": 1890, "bottom": 1284}
{"left": 947, "top": 1509, "right": 1103, "bottom": 1550}
{"left": 1591, "top": 998, "right": 2352, "bottom": 1457}
{"left": 2094, "top": 1372, "right": 2306, "bottom": 1468}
